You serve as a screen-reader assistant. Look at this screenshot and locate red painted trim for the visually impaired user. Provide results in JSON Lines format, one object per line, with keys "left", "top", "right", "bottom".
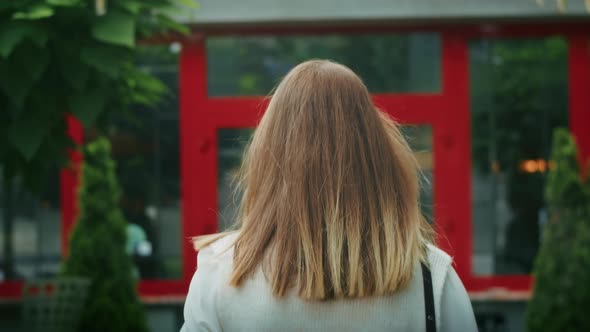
{"left": 456, "top": 23, "right": 590, "bottom": 39}
{"left": 438, "top": 32, "right": 472, "bottom": 281}
{"left": 0, "top": 281, "right": 189, "bottom": 299}
{"left": 205, "top": 97, "right": 268, "bottom": 128}
{"left": 372, "top": 94, "right": 444, "bottom": 124}
{"left": 466, "top": 275, "right": 533, "bottom": 292}
{"left": 0, "top": 281, "right": 22, "bottom": 298}
{"left": 179, "top": 38, "right": 214, "bottom": 292}
{"left": 569, "top": 36, "right": 590, "bottom": 175}
{"left": 60, "top": 116, "right": 83, "bottom": 258}
{"left": 205, "top": 96, "right": 269, "bottom": 113}
{"left": 204, "top": 94, "right": 446, "bottom": 128}
{"left": 138, "top": 280, "right": 186, "bottom": 296}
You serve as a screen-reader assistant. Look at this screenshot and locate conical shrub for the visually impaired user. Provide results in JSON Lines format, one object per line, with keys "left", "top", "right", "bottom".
{"left": 62, "top": 137, "right": 148, "bottom": 332}
{"left": 526, "top": 128, "right": 590, "bottom": 332}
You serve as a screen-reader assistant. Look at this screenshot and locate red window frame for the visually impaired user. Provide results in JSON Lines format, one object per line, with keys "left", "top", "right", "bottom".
{"left": 1, "top": 23, "right": 589, "bottom": 300}
{"left": 178, "top": 29, "right": 503, "bottom": 299}
{"left": 183, "top": 25, "right": 590, "bottom": 300}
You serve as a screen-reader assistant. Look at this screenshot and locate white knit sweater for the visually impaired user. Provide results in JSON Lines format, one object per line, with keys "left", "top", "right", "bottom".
{"left": 181, "top": 234, "right": 477, "bottom": 332}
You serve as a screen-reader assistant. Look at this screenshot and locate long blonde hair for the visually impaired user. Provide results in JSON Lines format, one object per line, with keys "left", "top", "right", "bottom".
{"left": 195, "top": 60, "right": 433, "bottom": 300}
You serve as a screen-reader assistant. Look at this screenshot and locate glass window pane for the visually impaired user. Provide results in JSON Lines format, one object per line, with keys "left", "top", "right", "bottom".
{"left": 470, "top": 38, "right": 568, "bottom": 275}
{"left": 101, "top": 44, "right": 181, "bottom": 279}
{"left": 403, "top": 126, "right": 434, "bottom": 224}
{"left": 207, "top": 34, "right": 441, "bottom": 96}
{"left": 217, "top": 125, "right": 433, "bottom": 230}
{"left": 218, "top": 129, "right": 254, "bottom": 231}
{"left": 0, "top": 168, "right": 61, "bottom": 281}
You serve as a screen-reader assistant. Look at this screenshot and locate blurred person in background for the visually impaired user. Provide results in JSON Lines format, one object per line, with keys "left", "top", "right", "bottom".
{"left": 181, "top": 60, "right": 477, "bottom": 332}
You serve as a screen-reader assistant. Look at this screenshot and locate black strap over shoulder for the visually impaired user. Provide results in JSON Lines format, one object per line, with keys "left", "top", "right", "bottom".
{"left": 421, "top": 262, "right": 436, "bottom": 332}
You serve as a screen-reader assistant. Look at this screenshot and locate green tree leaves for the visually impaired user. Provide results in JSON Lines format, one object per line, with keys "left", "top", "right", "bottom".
{"left": 47, "top": 0, "right": 81, "bottom": 6}
{"left": 0, "top": 0, "right": 193, "bottom": 189}
{"left": 80, "top": 46, "right": 129, "bottom": 78}
{"left": 6, "top": 112, "right": 51, "bottom": 160}
{"left": 546, "top": 128, "right": 589, "bottom": 208}
{"left": 0, "top": 0, "right": 192, "bottom": 282}
{"left": 69, "top": 89, "right": 108, "bottom": 128}
{"left": 0, "top": 21, "right": 43, "bottom": 57}
{"left": 12, "top": 4, "right": 55, "bottom": 20}
{"left": 92, "top": 10, "right": 135, "bottom": 47}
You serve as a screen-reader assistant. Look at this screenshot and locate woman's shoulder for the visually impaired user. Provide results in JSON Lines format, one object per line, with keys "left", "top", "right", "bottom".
{"left": 425, "top": 244, "right": 456, "bottom": 328}
{"left": 197, "top": 232, "right": 239, "bottom": 267}
{"left": 426, "top": 244, "right": 453, "bottom": 284}
{"left": 426, "top": 244, "right": 452, "bottom": 269}
{"left": 182, "top": 233, "right": 239, "bottom": 332}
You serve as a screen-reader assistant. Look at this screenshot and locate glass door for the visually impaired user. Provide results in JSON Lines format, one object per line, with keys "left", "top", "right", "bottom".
{"left": 182, "top": 32, "right": 465, "bottom": 297}
{"left": 204, "top": 32, "right": 444, "bottom": 232}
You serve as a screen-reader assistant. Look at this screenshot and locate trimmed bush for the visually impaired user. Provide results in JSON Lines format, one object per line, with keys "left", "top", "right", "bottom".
{"left": 62, "top": 137, "right": 147, "bottom": 332}
{"left": 526, "top": 128, "right": 590, "bottom": 332}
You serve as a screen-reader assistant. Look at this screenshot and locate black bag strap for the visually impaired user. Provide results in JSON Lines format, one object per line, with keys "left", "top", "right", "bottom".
{"left": 421, "top": 262, "right": 436, "bottom": 332}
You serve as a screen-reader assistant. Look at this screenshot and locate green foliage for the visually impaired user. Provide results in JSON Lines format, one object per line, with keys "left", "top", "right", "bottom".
{"left": 471, "top": 38, "right": 568, "bottom": 175}
{"left": 206, "top": 35, "right": 437, "bottom": 96}
{"left": 527, "top": 128, "right": 590, "bottom": 332}
{"left": 0, "top": 0, "right": 193, "bottom": 191}
{"left": 62, "top": 137, "right": 147, "bottom": 332}
{"left": 470, "top": 38, "right": 568, "bottom": 273}
{"left": 545, "top": 129, "right": 590, "bottom": 208}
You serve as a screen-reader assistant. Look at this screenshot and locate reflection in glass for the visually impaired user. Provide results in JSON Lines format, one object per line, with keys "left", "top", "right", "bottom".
{"left": 218, "top": 126, "right": 433, "bottom": 230}
{"left": 0, "top": 168, "right": 61, "bottom": 281}
{"left": 105, "top": 44, "right": 181, "bottom": 279}
{"left": 218, "top": 129, "right": 253, "bottom": 231}
{"left": 403, "top": 126, "right": 434, "bottom": 224}
{"left": 207, "top": 34, "right": 440, "bottom": 96}
{"left": 470, "top": 38, "right": 568, "bottom": 275}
